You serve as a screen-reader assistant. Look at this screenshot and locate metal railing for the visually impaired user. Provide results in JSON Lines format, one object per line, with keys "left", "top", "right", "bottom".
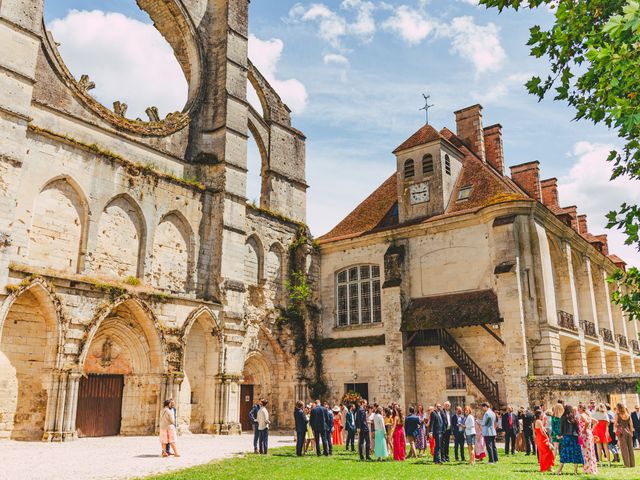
{"left": 616, "top": 334, "right": 629, "bottom": 350}
{"left": 558, "top": 310, "right": 578, "bottom": 332}
{"left": 631, "top": 340, "right": 640, "bottom": 355}
{"left": 600, "top": 328, "right": 615, "bottom": 345}
{"left": 580, "top": 320, "right": 598, "bottom": 339}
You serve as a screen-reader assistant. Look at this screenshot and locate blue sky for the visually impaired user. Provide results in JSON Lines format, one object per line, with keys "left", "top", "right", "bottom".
{"left": 44, "top": 1, "right": 640, "bottom": 266}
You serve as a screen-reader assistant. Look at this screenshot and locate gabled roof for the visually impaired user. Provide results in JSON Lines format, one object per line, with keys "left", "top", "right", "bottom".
{"left": 319, "top": 128, "right": 530, "bottom": 243}
{"left": 393, "top": 124, "right": 446, "bottom": 154}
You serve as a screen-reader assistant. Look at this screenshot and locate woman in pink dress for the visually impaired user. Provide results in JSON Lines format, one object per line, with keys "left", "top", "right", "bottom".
{"left": 577, "top": 404, "right": 598, "bottom": 474}
{"left": 474, "top": 418, "right": 486, "bottom": 461}
{"left": 393, "top": 407, "right": 406, "bottom": 461}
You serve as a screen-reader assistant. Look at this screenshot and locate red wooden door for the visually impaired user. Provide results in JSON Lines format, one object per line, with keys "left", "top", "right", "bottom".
{"left": 240, "top": 384, "right": 254, "bottom": 431}
{"left": 76, "top": 374, "right": 124, "bottom": 437}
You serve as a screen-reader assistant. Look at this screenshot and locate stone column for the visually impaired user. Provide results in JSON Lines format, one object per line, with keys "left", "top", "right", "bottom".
{"left": 62, "top": 371, "right": 82, "bottom": 440}
{"left": 43, "top": 370, "right": 62, "bottom": 441}
{"left": 564, "top": 244, "right": 588, "bottom": 373}
{"left": 214, "top": 374, "right": 242, "bottom": 435}
{"left": 53, "top": 371, "right": 69, "bottom": 441}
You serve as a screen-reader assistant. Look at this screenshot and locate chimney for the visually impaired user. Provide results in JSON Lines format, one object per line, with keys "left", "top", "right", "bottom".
{"left": 595, "top": 234, "right": 609, "bottom": 256}
{"left": 541, "top": 178, "right": 559, "bottom": 210}
{"left": 484, "top": 124, "right": 504, "bottom": 174}
{"left": 577, "top": 214, "right": 588, "bottom": 235}
{"left": 454, "top": 104, "right": 485, "bottom": 162}
{"left": 510, "top": 161, "right": 542, "bottom": 201}
{"left": 559, "top": 206, "right": 578, "bottom": 231}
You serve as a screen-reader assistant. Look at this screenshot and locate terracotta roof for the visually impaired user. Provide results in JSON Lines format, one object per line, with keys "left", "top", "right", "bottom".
{"left": 402, "top": 289, "right": 502, "bottom": 332}
{"left": 608, "top": 254, "right": 626, "bottom": 266}
{"left": 318, "top": 174, "right": 398, "bottom": 242}
{"left": 392, "top": 124, "right": 443, "bottom": 154}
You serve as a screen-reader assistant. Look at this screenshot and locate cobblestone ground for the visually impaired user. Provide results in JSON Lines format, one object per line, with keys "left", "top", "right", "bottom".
{"left": 2, "top": 433, "right": 295, "bottom": 480}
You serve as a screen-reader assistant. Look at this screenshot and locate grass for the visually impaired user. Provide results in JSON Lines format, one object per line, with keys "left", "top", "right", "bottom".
{"left": 143, "top": 446, "right": 640, "bottom": 480}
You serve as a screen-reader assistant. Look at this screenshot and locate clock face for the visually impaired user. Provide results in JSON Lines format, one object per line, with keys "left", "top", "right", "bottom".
{"left": 409, "top": 182, "right": 429, "bottom": 205}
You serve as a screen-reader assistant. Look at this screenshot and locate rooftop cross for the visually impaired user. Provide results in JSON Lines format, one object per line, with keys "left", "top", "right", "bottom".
{"left": 419, "top": 94, "right": 434, "bottom": 125}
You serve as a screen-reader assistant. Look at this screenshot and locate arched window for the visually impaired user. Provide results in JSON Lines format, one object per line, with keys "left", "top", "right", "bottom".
{"left": 403, "top": 159, "right": 415, "bottom": 180}
{"left": 422, "top": 154, "right": 434, "bottom": 176}
{"left": 336, "top": 265, "right": 382, "bottom": 326}
{"left": 445, "top": 154, "right": 451, "bottom": 175}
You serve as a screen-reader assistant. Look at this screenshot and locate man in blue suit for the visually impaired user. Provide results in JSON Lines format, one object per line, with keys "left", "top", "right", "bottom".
{"left": 294, "top": 400, "right": 308, "bottom": 456}
{"left": 355, "top": 399, "right": 371, "bottom": 461}
{"left": 429, "top": 403, "right": 444, "bottom": 464}
{"left": 323, "top": 402, "right": 334, "bottom": 455}
{"left": 310, "top": 400, "right": 328, "bottom": 456}
{"left": 249, "top": 400, "right": 261, "bottom": 454}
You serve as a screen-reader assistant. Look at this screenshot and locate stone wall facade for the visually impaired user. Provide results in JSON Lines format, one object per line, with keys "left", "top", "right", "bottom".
{"left": 0, "top": 0, "right": 310, "bottom": 441}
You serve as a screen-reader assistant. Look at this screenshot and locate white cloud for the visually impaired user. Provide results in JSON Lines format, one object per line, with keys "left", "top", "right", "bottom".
{"left": 473, "top": 73, "right": 530, "bottom": 104}
{"left": 323, "top": 53, "right": 350, "bottom": 66}
{"left": 558, "top": 142, "right": 640, "bottom": 268}
{"left": 442, "top": 16, "right": 507, "bottom": 75}
{"left": 248, "top": 34, "right": 309, "bottom": 114}
{"left": 48, "top": 10, "right": 187, "bottom": 119}
{"left": 382, "top": 5, "right": 435, "bottom": 45}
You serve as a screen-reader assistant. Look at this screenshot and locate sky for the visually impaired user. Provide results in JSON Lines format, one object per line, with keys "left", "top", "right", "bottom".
{"left": 44, "top": 1, "right": 640, "bottom": 267}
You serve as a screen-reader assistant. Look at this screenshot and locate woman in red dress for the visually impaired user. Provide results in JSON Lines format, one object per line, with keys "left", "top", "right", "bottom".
{"left": 332, "top": 406, "right": 344, "bottom": 446}
{"left": 592, "top": 403, "right": 611, "bottom": 465}
{"left": 393, "top": 407, "right": 406, "bottom": 461}
{"left": 534, "top": 410, "right": 555, "bottom": 472}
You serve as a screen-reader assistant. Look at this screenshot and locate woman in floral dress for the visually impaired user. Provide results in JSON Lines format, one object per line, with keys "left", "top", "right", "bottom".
{"left": 578, "top": 404, "right": 598, "bottom": 474}
{"left": 415, "top": 405, "right": 427, "bottom": 457}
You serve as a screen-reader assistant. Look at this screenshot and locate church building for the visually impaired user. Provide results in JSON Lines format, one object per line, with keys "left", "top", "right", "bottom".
{"left": 318, "top": 104, "right": 640, "bottom": 410}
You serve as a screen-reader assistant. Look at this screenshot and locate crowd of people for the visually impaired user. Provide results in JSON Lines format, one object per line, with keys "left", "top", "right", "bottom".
{"left": 279, "top": 397, "right": 640, "bottom": 475}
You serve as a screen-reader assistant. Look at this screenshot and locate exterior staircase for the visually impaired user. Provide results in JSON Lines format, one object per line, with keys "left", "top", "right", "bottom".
{"left": 407, "top": 328, "right": 501, "bottom": 408}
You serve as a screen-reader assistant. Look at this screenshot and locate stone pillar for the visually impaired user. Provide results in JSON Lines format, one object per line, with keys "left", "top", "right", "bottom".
{"left": 43, "top": 370, "right": 62, "bottom": 441}
{"left": 53, "top": 371, "right": 69, "bottom": 441}
{"left": 564, "top": 243, "right": 588, "bottom": 373}
{"left": 214, "top": 374, "right": 242, "bottom": 435}
{"left": 62, "top": 371, "right": 81, "bottom": 440}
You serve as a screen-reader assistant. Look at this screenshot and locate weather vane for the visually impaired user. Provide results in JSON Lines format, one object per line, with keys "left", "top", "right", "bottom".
{"left": 419, "top": 94, "right": 434, "bottom": 125}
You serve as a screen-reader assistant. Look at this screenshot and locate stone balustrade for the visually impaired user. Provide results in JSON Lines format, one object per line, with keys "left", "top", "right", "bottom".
{"left": 600, "top": 328, "right": 615, "bottom": 345}
{"left": 558, "top": 310, "right": 578, "bottom": 332}
{"left": 580, "top": 320, "right": 598, "bottom": 339}
{"left": 616, "top": 334, "right": 629, "bottom": 350}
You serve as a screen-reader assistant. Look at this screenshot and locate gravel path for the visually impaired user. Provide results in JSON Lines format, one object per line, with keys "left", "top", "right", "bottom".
{"left": 2, "top": 433, "right": 295, "bottom": 480}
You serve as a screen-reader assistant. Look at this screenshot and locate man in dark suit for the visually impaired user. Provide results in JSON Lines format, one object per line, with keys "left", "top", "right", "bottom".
{"left": 355, "top": 399, "right": 371, "bottom": 460}
{"left": 310, "top": 400, "right": 328, "bottom": 456}
{"left": 452, "top": 406, "right": 466, "bottom": 462}
{"left": 632, "top": 405, "right": 640, "bottom": 448}
{"left": 519, "top": 406, "right": 536, "bottom": 455}
{"left": 440, "top": 401, "right": 453, "bottom": 462}
{"left": 323, "top": 402, "right": 334, "bottom": 455}
{"left": 503, "top": 406, "right": 519, "bottom": 455}
{"left": 294, "top": 401, "right": 308, "bottom": 457}
{"left": 249, "top": 400, "right": 261, "bottom": 454}
{"left": 430, "top": 403, "right": 444, "bottom": 464}
{"left": 404, "top": 406, "right": 421, "bottom": 458}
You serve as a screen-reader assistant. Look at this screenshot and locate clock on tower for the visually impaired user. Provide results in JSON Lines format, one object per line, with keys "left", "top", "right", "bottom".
{"left": 409, "top": 182, "right": 429, "bottom": 205}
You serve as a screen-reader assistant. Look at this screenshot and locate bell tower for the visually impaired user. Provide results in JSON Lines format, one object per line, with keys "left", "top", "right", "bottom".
{"left": 393, "top": 124, "right": 464, "bottom": 224}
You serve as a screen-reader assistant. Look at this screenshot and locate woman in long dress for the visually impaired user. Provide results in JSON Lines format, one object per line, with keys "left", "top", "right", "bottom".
{"left": 159, "top": 399, "right": 180, "bottom": 458}
{"left": 332, "top": 406, "right": 344, "bottom": 446}
{"left": 384, "top": 407, "right": 394, "bottom": 457}
{"left": 415, "top": 405, "right": 427, "bottom": 457}
{"left": 373, "top": 407, "right": 389, "bottom": 460}
{"left": 556, "top": 405, "right": 584, "bottom": 475}
{"left": 577, "top": 404, "right": 598, "bottom": 474}
{"left": 534, "top": 410, "right": 555, "bottom": 472}
{"left": 592, "top": 403, "right": 611, "bottom": 465}
{"left": 392, "top": 407, "right": 406, "bottom": 461}
{"left": 474, "top": 417, "right": 486, "bottom": 461}
{"left": 615, "top": 403, "right": 636, "bottom": 468}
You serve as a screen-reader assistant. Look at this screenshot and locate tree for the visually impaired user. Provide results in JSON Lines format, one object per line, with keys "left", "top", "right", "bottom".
{"left": 480, "top": 0, "right": 640, "bottom": 319}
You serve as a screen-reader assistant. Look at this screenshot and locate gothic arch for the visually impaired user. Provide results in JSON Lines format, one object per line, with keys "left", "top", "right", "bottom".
{"left": 181, "top": 306, "right": 221, "bottom": 345}
{"left": 0, "top": 279, "right": 63, "bottom": 440}
{"left": 245, "top": 234, "right": 264, "bottom": 286}
{"left": 92, "top": 193, "right": 147, "bottom": 278}
{"left": 150, "top": 210, "right": 196, "bottom": 292}
{"left": 29, "top": 175, "right": 90, "bottom": 273}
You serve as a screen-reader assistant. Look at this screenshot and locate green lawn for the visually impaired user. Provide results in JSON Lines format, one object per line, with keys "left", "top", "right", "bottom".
{"left": 145, "top": 446, "right": 640, "bottom": 480}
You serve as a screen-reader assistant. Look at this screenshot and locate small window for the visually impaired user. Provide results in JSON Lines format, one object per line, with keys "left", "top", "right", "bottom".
{"left": 404, "top": 159, "right": 415, "bottom": 180}
{"left": 446, "top": 367, "right": 467, "bottom": 389}
{"left": 445, "top": 155, "right": 451, "bottom": 175}
{"left": 447, "top": 395, "right": 467, "bottom": 410}
{"left": 422, "top": 154, "right": 434, "bottom": 176}
{"left": 457, "top": 186, "right": 472, "bottom": 201}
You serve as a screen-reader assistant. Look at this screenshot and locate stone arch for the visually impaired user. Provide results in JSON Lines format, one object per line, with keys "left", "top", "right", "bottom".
{"left": 92, "top": 194, "right": 147, "bottom": 279}
{"left": 247, "top": 60, "right": 292, "bottom": 126}
{"left": 561, "top": 340, "right": 583, "bottom": 375}
{"left": 243, "top": 351, "right": 273, "bottom": 402}
{"left": 28, "top": 176, "right": 89, "bottom": 273}
{"left": 621, "top": 354, "right": 633, "bottom": 373}
{"left": 179, "top": 308, "right": 222, "bottom": 433}
{"left": 150, "top": 211, "right": 195, "bottom": 292}
{"left": 247, "top": 118, "right": 269, "bottom": 207}
{"left": 78, "top": 297, "right": 166, "bottom": 436}
{"left": 245, "top": 235, "right": 264, "bottom": 286}
{"left": 266, "top": 242, "right": 285, "bottom": 304}
{"left": 0, "top": 281, "right": 62, "bottom": 440}
{"left": 605, "top": 350, "right": 620, "bottom": 374}
{"left": 586, "top": 346, "right": 605, "bottom": 375}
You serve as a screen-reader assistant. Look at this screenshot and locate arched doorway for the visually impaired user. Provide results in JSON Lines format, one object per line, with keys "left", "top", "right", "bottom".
{"left": 240, "top": 352, "right": 272, "bottom": 431}
{"left": 0, "top": 285, "right": 60, "bottom": 440}
{"left": 586, "top": 346, "right": 605, "bottom": 374}
{"left": 77, "top": 299, "right": 165, "bottom": 437}
{"left": 180, "top": 310, "right": 221, "bottom": 433}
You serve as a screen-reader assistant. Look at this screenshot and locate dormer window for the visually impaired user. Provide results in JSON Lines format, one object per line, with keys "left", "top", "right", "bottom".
{"left": 404, "top": 159, "right": 415, "bottom": 180}
{"left": 422, "top": 154, "right": 434, "bottom": 176}
{"left": 445, "top": 155, "right": 451, "bottom": 175}
{"left": 457, "top": 185, "right": 472, "bottom": 201}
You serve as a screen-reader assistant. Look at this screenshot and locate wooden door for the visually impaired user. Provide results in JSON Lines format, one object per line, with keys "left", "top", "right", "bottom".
{"left": 76, "top": 374, "right": 124, "bottom": 437}
{"left": 240, "top": 384, "right": 254, "bottom": 431}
